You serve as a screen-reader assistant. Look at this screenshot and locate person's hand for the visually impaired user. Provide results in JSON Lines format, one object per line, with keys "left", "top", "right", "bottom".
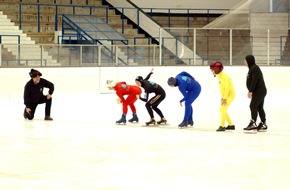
{"left": 221, "top": 98, "right": 227, "bottom": 106}
{"left": 180, "top": 102, "right": 183, "bottom": 107}
{"left": 150, "top": 68, "right": 154, "bottom": 73}
{"left": 136, "top": 95, "right": 140, "bottom": 99}
{"left": 116, "top": 98, "right": 121, "bottom": 104}
{"left": 47, "top": 94, "right": 52, "bottom": 99}
{"left": 247, "top": 92, "right": 252, "bottom": 99}
{"left": 26, "top": 108, "right": 31, "bottom": 115}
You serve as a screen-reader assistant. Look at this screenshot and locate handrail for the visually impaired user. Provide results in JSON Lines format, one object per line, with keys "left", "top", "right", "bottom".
{"left": 0, "top": 35, "right": 21, "bottom": 44}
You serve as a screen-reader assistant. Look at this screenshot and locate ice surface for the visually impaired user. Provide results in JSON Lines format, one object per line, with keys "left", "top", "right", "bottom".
{"left": 0, "top": 88, "right": 290, "bottom": 190}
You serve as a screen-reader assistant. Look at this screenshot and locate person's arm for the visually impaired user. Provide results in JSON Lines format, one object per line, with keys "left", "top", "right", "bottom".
{"left": 139, "top": 92, "right": 149, "bottom": 102}
{"left": 248, "top": 67, "right": 259, "bottom": 93}
{"left": 115, "top": 83, "right": 127, "bottom": 103}
{"left": 144, "top": 71, "right": 153, "bottom": 81}
{"left": 23, "top": 83, "right": 31, "bottom": 108}
{"left": 42, "top": 78, "right": 54, "bottom": 95}
{"left": 178, "top": 85, "right": 188, "bottom": 103}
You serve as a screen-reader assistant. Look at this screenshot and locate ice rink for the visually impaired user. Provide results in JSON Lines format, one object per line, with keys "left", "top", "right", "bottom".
{"left": 0, "top": 67, "right": 290, "bottom": 190}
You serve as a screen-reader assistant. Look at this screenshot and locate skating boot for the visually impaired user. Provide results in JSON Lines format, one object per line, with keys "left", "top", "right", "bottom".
{"left": 188, "top": 120, "right": 194, "bottom": 127}
{"left": 157, "top": 118, "right": 167, "bottom": 124}
{"left": 128, "top": 114, "right": 139, "bottom": 123}
{"left": 257, "top": 121, "right": 267, "bottom": 132}
{"left": 116, "top": 114, "right": 126, "bottom": 124}
{"left": 243, "top": 120, "right": 257, "bottom": 131}
{"left": 145, "top": 118, "right": 156, "bottom": 126}
{"left": 225, "top": 125, "right": 235, "bottom": 130}
{"left": 44, "top": 116, "right": 53, "bottom": 121}
{"left": 178, "top": 120, "right": 189, "bottom": 128}
{"left": 216, "top": 126, "right": 226, "bottom": 132}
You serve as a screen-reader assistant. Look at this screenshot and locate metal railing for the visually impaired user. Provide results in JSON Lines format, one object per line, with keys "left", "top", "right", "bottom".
{"left": 1, "top": 28, "right": 290, "bottom": 67}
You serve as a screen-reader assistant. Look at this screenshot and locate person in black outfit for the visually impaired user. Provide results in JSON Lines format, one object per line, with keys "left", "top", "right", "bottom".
{"left": 135, "top": 69, "right": 167, "bottom": 125}
{"left": 23, "top": 69, "right": 54, "bottom": 120}
{"left": 243, "top": 55, "right": 268, "bottom": 131}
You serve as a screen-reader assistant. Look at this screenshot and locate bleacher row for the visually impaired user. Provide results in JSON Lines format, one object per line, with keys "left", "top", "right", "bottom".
{"left": 0, "top": 0, "right": 289, "bottom": 66}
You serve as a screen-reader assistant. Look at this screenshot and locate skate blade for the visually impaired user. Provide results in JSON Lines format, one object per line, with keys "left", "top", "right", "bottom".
{"left": 243, "top": 129, "right": 257, "bottom": 134}
{"left": 258, "top": 129, "right": 267, "bottom": 132}
{"left": 116, "top": 123, "right": 126, "bottom": 125}
{"left": 142, "top": 124, "right": 157, "bottom": 127}
{"left": 158, "top": 123, "right": 169, "bottom": 126}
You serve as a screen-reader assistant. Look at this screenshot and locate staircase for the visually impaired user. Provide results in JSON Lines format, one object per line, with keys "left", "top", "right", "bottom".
{"left": 0, "top": 11, "right": 59, "bottom": 66}
{"left": 106, "top": 0, "right": 204, "bottom": 65}
{"left": 250, "top": 13, "right": 288, "bottom": 65}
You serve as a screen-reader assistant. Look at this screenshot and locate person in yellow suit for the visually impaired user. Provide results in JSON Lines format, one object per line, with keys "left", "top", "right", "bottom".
{"left": 210, "top": 61, "right": 236, "bottom": 132}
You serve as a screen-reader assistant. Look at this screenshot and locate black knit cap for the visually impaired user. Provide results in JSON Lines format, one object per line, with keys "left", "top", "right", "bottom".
{"left": 29, "top": 69, "right": 42, "bottom": 78}
{"left": 135, "top": 76, "right": 143, "bottom": 83}
{"left": 167, "top": 77, "right": 177, "bottom": 86}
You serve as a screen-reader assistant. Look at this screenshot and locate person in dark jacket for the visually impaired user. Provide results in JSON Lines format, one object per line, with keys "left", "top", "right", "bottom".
{"left": 168, "top": 71, "right": 201, "bottom": 128}
{"left": 23, "top": 69, "right": 54, "bottom": 120}
{"left": 244, "top": 55, "right": 268, "bottom": 131}
{"left": 135, "top": 68, "right": 167, "bottom": 126}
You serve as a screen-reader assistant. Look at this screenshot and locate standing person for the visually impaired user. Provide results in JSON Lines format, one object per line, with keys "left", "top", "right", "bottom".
{"left": 107, "top": 81, "right": 142, "bottom": 124}
{"left": 210, "top": 61, "right": 236, "bottom": 132}
{"left": 244, "top": 55, "right": 268, "bottom": 131}
{"left": 23, "top": 69, "right": 54, "bottom": 120}
{"left": 167, "top": 71, "right": 201, "bottom": 128}
{"left": 135, "top": 68, "right": 167, "bottom": 126}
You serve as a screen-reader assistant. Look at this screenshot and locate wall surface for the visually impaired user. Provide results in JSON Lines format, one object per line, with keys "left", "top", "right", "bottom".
{"left": 0, "top": 66, "right": 289, "bottom": 97}
{"left": 0, "top": 66, "right": 288, "bottom": 124}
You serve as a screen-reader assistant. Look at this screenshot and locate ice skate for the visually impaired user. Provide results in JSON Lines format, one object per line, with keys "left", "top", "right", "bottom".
{"left": 116, "top": 114, "right": 126, "bottom": 124}
{"left": 178, "top": 120, "right": 189, "bottom": 128}
{"left": 157, "top": 118, "right": 167, "bottom": 124}
{"left": 225, "top": 125, "right": 235, "bottom": 130}
{"left": 145, "top": 118, "right": 156, "bottom": 126}
{"left": 216, "top": 126, "right": 226, "bottom": 132}
{"left": 188, "top": 120, "right": 194, "bottom": 127}
{"left": 243, "top": 120, "right": 257, "bottom": 133}
{"left": 257, "top": 121, "right": 267, "bottom": 132}
{"left": 128, "top": 114, "right": 139, "bottom": 123}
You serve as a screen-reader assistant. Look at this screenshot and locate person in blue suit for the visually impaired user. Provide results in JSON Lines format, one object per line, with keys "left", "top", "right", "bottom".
{"left": 167, "top": 71, "right": 201, "bottom": 128}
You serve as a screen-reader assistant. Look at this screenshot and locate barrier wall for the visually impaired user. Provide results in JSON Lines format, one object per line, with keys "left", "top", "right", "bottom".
{"left": 0, "top": 66, "right": 289, "bottom": 97}
{"left": 0, "top": 66, "right": 288, "bottom": 124}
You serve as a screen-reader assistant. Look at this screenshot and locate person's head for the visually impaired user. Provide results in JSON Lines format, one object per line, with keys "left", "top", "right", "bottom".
{"left": 167, "top": 77, "right": 177, "bottom": 87}
{"left": 135, "top": 76, "right": 143, "bottom": 87}
{"left": 107, "top": 80, "right": 116, "bottom": 90}
{"left": 29, "top": 69, "right": 42, "bottom": 84}
{"left": 244, "top": 55, "right": 256, "bottom": 68}
{"left": 210, "top": 61, "right": 223, "bottom": 77}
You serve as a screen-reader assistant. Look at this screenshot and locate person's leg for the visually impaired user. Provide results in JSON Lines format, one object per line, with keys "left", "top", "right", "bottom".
{"left": 145, "top": 101, "right": 154, "bottom": 118}
{"left": 150, "top": 94, "right": 165, "bottom": 118}
{"left": 249, "top": 93, "right": 265, "bottom": 122}
{"left": 184, "top": 86, "right": 200, "bottom": 121}
{"left": 126, "top": 94, "right": 138, "bottom": 114}
{"left": 244, "top": 93, "right": 264, "bottom": 130}
{"left": 38, "top": 95, "right": 52, "bottom": 120}
{"left": 180, "top": 87, "right": 201, "bottom": 127}
{"left": 257, "top": 97, "right": 266, "bottom": 123}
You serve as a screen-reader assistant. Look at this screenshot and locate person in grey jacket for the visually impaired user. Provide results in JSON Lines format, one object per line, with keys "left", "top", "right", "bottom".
{"left": 243, "top": 55, "right": 268, "bottom": 131}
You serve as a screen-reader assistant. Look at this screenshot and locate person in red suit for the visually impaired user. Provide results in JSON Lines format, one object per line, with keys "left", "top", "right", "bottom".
{"left": 107, "top": 81, "right": 142, "bottom": 124}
